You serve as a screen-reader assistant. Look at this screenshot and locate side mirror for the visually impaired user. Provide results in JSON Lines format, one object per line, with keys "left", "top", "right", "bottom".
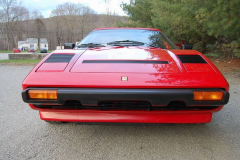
{"left": 182, "top": 44, "right": 193, "bottom": 50}
{"left": 64, "top": 43, "right": 75, "bottom": 49}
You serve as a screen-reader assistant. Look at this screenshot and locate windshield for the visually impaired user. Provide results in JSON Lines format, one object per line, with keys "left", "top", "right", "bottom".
{"left": 76, "top": 29, "right": 178, "bottom": 49}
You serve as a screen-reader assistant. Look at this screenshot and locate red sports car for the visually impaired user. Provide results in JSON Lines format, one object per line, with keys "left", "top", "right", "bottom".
{"left": 22, "top": 28, "right": 229, "bottom": 124}
{"left": 13, "top": 48, "right": 21, "bottom": 53}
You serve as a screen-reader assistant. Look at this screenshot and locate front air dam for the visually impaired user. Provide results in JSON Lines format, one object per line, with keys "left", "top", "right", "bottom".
{"left": 39, "top": 110, "right": 215, "bottom": 123}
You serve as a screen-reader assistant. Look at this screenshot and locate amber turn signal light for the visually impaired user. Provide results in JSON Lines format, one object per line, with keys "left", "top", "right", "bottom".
{"left": 193, "top": 91, "right": 223, "bottom": 101}
{"left": 28, "top": 90, "right": 58, "bottom": 100}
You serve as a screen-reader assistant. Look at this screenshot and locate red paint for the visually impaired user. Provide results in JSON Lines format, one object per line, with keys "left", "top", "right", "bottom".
{"left": 13, "top": 48, "right": 21, "bottom": 53}
{"left": 70, "top": 47, "right": 180, "bottom": 74}
{"left": 37, "top": 63, "right": 68, "bottom": 72}
{"left": 39, "top": 110, "right": 216, "bottom": 123}
{"left": 28, "top": 48, "right": 35, "bottom": 52}
{"left": 22, "top": 47, "right": 229, "bottom": 91}
{"left": 175, "top": 40, "right": 185, "bottom": 49}
{"left": 183, "top": 64, "right": 216, "bottom": 73}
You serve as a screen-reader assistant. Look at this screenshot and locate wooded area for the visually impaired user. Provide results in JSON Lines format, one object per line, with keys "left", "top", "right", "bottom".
{"left": 0, "top": 0, "right": 127, "bottom": 50}
{"left": 120, "top": 0, "right": 240, "bottom": 58}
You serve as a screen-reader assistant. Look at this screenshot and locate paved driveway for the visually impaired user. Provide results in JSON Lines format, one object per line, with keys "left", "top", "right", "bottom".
{"left": 0, "top": 53, "right": 9, "bottom": 60}
{"left": 0, "top": 64, "right": 239, "bottom": 160}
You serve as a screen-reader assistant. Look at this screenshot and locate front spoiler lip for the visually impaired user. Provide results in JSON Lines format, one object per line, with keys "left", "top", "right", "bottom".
{"left": 22, "top": 88, "right": 229, "bottom": 106}
{"left": 39, "top": 110, "right": 215, "bottom": 123}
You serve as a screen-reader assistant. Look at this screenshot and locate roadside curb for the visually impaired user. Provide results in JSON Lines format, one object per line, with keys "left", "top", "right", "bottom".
{"left": 8, "top": 53, "right": 48, "bottom": 60}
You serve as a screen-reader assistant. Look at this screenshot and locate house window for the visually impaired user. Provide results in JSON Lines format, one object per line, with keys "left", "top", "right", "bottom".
{"left": 44, "top": 44, "right": 46, "bottom": 47}
{"left": 30, "top": 44, "right": 34, "bottom": 48}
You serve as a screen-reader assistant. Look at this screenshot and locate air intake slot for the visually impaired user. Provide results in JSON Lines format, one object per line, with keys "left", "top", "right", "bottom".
{"left": 45, "top": 54, "right": 74, "bottom": 63}
{"left": 98, "top": 101, "right": 151, "bottom": 110}
{"left": 82, "top": 60, "right": 169, "bottom": 64}
{"left": 167, "top": 101, "right": 187, "bottom": 111}
{"left": 37, "top": 54, "right": 75, "bottom": 72}
{"left": 177, "top": 55, "right": 207, "bottom": 63}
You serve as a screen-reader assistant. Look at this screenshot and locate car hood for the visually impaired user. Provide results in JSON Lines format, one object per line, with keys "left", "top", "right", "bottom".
{"left": 23, "top": 47, "right": 229, "bottom": 90}
{"left": 70, "top": 47, "right": 180, "bottom": 73}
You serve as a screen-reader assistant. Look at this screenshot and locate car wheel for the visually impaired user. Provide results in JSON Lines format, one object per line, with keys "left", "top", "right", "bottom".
{"left": 44, "top": 120, "right": 66, "bottom": 124}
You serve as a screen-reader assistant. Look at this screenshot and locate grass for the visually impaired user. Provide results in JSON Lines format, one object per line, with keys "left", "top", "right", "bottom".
{"left": 0, "top": 59, "right": 40, "bottom": 64}
{"left": 0, "top": 50, "right": 18, "bottom": 53}
{"left": 0, "top": 50, "right": 54, "bottom": 53}
{"left": 231, "top": 68, "right": 240, "bottom": 72}
{"left": 205, "top": 53, "right": 222, "bottom": 58}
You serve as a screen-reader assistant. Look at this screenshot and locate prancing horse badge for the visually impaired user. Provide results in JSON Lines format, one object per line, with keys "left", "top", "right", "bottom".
{"left": 121, "top": 76, "right": 128, "bottom": 81}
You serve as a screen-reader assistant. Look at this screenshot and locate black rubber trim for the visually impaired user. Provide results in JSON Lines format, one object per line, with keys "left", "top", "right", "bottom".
{"left": 82, "top": 60, "right": 169, "bottom": 64}
{"left": 22, "top": 88, "right": 229, "bottom": 106}
{"left": 35, "top": 104, "right": 219, "bottom": 111}
{"left": 74, "top": 122, "right": 190, "bottom": 125}
{"left": 177, "top": 55, "right": 207, "bottom": 63}
{"left": 44, "top": 54, "right": 74, "bottom": 63}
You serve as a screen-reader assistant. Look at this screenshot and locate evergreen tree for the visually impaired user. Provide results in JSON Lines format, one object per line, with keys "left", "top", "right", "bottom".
{"left": 120, "top": 0, "right": 240, "bottom": 56}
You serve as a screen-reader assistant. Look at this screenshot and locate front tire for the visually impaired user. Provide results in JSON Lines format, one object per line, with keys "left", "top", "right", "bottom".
{"left": 44, "top": 120, "right": 66, "bottom": 124}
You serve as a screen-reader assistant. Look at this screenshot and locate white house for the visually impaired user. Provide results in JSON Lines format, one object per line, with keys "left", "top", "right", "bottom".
{"left": 18, "top": 38, "right": 48, "bottom": 50}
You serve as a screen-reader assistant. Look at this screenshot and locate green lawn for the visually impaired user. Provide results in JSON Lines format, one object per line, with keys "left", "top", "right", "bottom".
{"left": 0, "top": 50, "right": 54, "bottom": 53}
{"left": 0, "top": 59, "right": 41, "bottom": 64}
{"left": 0, "top": 50, "right": 20, "bottom": 53}
{"left": 205, "top": 53, "right": 222, "bottom": 58}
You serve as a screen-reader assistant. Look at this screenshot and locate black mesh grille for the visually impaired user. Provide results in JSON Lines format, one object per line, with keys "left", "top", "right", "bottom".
{"left": 45, "top": 54, "right": 74, "bottom": 63}
{"left": 98, "top": 101, "right": 151, "bottom": 110}
{"left": 177, "top": 55, "right": 207, "bottom": 63}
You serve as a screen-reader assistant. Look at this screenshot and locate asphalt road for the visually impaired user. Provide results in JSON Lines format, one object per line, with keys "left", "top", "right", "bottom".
{"left": 0, "top": 53, "right": 9, "bottom": 60}
{"left": 0, "top": 64, "right": 240, "bottom": 160}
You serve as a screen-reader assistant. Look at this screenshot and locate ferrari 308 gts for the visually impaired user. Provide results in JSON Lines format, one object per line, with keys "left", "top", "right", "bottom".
{"left": 22, "top": 28, "right": 229, "bottom": 124}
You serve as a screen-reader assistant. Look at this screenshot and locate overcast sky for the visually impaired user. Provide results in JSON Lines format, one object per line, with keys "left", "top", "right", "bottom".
{"left": 20, "top": 0, "right": 130, "bottom": 17}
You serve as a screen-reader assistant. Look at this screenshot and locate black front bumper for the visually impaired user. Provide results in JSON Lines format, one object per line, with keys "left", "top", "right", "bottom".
{"left": 22, "top": 88, "right": 229, "bottom": 107}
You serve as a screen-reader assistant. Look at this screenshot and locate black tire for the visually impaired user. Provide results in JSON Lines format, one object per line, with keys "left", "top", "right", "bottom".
{"left": 44, "top": 120, "right": 65, "bottom": 124}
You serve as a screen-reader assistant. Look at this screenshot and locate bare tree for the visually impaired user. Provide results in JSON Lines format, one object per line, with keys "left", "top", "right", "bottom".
{"left": 15, "top": 7, "right": 28, "bottom": 45}
{"left": 51, "top": 7, "right": 66, "bottom": 46}
{"left": 27, "top": 10, "right": 44, "bottom": 39}
{"left": 0, "top": 0, "right": 28, "bottom": 50}
{"left": 100, "top": 0, "right": 120, "bottom": 27}
{"left": 31, "top": 10, "right": 43, "bottom": 19}
{"left": 50, "top": 3, "right": 94, "bottom": 45}
{"left": 76, "top": 4, "right": 95, "bottom": 40}
{"left": 0, "top": 9, "right": 5, "bottom": 49}
{"left": 34, "top": 18, "right": 46, "bottom": 50}
{"left": 0, "top": 1, "right": 127, "bottom": 50}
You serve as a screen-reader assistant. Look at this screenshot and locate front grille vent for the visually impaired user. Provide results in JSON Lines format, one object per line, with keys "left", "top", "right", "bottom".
{"left": 98, "top": 101, "right": 151, "bottom": 110}
{"left": 45, "top": 54, "right": 74, "bottom": 63}
{"left": 177, "top": 55, "right": 207, "bottom": 63}
{"left": 82, "top": 60, "right": 169, "bottom": 64}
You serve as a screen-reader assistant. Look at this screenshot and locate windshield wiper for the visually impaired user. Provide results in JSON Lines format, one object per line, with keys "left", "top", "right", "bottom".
{"left": 149, "top": 44, "right": 161, "bottom": 48}
{"left": 107, "top": 40, "right": 145, "bottom": 46}
{"left": 76, "top": 43, "right": 105, "bottom": 48}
